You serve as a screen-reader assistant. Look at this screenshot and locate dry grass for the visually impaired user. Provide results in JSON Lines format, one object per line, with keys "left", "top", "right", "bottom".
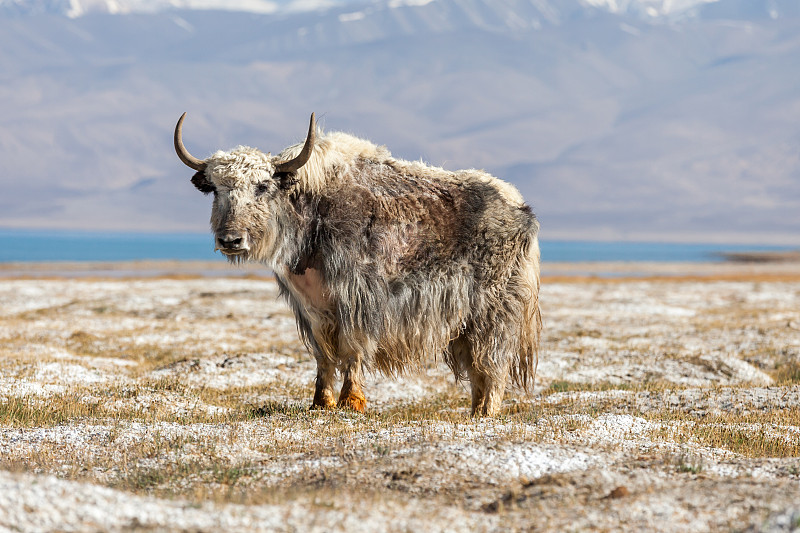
{"left": 775, "top": 361, "right": 800, "bottom": 384}
{"left": 541, "top": 273, "right": 800, "bottom": 283}
{"left": 2, "top": 270, "right": 800, "bottom": 531}
{"left": 649, "top": 414, "right": 800, "bottom": 458}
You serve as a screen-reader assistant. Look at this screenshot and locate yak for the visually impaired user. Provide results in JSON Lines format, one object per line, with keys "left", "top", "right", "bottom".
{"left": 174, "top": 113, "right": 541, "bottom": 416}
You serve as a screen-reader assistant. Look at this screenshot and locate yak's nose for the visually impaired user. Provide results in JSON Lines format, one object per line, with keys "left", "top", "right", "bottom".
{"left": 216, "top": 233, "right": 249, "bottom": 254}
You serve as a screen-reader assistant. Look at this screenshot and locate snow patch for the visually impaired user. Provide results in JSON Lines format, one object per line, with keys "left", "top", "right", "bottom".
{"left": 151, "top": 351, "right": 311, "bottom": 389}
{"left": 442, "top": 442, "right": 595, "bottom": 482}
{"left": 35, "top": 361, "right": 114, "bottom": 386}
{"left": 586, "top": 414, "right": 654, "bottom": 442}
{"left": 0, "top": 379, "right": 66, "bottom": 400}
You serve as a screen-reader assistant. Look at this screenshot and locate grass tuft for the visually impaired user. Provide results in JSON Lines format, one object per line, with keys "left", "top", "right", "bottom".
{"left": 774, "top": 361, "right": 800, "bottom": 385}
{"left": 0, "top": 394, "right": 105, "bottom": 426}
{"left": 674, "top": 453, "right": 704, "bottom": 474}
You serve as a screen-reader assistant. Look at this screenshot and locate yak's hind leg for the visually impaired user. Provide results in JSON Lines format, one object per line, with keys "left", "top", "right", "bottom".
{"left": 463, "top": 258, "right": 538, "bottom": 416}
{"left": 469, "top": 358, "right": 510, "bottom": 417}
{"left": 471, "top": 365, "right": 509, "bottom": 416}
{"left": 451, "top": 335, "right": 485, "bottom": 414}
{"left": 453, "top": 330, "right": 513, "bottom": 417}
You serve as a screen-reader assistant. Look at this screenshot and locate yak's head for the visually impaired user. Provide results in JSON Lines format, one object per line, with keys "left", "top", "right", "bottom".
{"left": 174, "top": 113, "right": 315, "bottom": 264}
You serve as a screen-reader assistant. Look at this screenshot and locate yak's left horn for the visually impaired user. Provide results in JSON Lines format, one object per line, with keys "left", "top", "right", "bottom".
{"left": 174, "top": 112, "right": 207, "bottom": 171}
{"left": 275, "top": 113, "right": 316, "bottom": 173}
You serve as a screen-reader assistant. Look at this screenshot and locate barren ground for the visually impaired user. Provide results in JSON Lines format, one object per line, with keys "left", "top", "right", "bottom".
{"left": 1, "top": 261, "right": 800, "bottom": 532}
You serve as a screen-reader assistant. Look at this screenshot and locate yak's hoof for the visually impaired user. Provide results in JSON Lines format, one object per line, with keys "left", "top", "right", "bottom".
{"left": 471, "top": 403, "right": 501, "bottom": 417}
{"left": 337, "top": 391, "right": 367, "bottom": 413}
{"left": 311, "top": 390, "right": 337, "bottom": 410}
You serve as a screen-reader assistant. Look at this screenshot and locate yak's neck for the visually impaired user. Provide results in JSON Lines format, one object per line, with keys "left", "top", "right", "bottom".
{"left": 260, "top": 198, "right": 309, "bottom": 273}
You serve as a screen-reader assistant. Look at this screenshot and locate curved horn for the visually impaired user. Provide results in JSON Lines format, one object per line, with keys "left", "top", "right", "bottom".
{"left": 174, "top": 112, "right": 207, "bottom": 171}
{"left": 275, "top": 113, "right": 316, "bottom": 173}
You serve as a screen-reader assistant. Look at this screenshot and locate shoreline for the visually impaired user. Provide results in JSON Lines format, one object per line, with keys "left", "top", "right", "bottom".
{"left": 1, "top": 258, "right": 799, "bottom": 281}
{"left": 0, "top": 259, "right": 268, "bottom": 280}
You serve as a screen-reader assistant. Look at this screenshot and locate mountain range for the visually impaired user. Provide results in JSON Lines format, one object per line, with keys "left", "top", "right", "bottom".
{"left": 0, "top": 0, "right": 734, "bottom": 19}
{"left": 0, "top": 0, "right": 798, "bottom": 244}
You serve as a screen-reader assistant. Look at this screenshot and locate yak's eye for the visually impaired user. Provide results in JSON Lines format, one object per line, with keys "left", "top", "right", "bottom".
{"left": 255, "top": 182, "right": 270, "bottom": 196}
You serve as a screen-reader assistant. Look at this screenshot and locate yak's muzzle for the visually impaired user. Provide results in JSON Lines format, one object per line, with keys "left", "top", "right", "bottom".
{"left": 215, "top": 232, "right": 250, "bottom": 256}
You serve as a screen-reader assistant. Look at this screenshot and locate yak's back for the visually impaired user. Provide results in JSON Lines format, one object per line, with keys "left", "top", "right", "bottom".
{"left": 292, "top": 132, "right": 537, "bottom": 283}
{"left": 289, "top": 130, "right": 527, "bottom": 211}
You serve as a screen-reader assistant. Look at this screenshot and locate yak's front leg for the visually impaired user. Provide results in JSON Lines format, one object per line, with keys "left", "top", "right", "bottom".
{"left": 336, "top": 337, "right": 368, "bottom": 412}
{"left": 338, "top": 359, "right": 366, "bottom": 412}
{"left": 311, "top": 355, "right": 337, "bottom": 410}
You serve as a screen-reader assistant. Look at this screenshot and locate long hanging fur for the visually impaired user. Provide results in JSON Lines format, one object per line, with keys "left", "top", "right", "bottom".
{"left": 191, "top": 121, "right": 542, "bottom": 415}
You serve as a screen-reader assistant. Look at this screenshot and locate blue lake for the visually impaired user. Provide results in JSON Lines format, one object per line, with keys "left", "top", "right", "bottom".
{"left": 0, "top": 229, "right": 793, "bottom": 263}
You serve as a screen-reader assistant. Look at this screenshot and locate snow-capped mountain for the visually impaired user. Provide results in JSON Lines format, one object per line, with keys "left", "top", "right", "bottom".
{"left": 0, "top": 0, "right": 798, "bottom": 243}
{"left": 0, "top": 0, "right": 775, "bottom": 21}
{"left": 0, "top": 0, "right": 351, "bottom": 17}
{"left": 583, "top": 0, "right": 718, "bottom": 18}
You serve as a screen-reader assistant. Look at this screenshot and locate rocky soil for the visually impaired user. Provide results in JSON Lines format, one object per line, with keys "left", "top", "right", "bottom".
{"left": 1, "top": 262, "right": 799, "bottom": 532}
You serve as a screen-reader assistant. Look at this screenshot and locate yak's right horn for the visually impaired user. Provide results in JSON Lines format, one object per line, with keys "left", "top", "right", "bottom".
{"left": 275, "top": 113, "right": 316, "bottom": 173}
{"left": 174, "top": 112, "right": 207, "bottom": 172}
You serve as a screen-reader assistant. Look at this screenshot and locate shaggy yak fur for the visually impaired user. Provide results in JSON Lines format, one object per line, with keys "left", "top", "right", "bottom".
{"left": 175, "top": 113, "right": 541, "bottom": 416}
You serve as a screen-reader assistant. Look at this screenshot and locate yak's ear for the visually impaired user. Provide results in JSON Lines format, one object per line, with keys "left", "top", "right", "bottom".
{"left": 191, "top": 171, "right": 216, "bottom": 195}
{"left": 274, "top": 170, "right": 299, "bottom": 191}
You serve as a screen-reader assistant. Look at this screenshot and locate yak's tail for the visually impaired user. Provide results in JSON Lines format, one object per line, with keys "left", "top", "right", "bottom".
{"left": 512, "top": 231, "right": 542, "bottom": 391}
